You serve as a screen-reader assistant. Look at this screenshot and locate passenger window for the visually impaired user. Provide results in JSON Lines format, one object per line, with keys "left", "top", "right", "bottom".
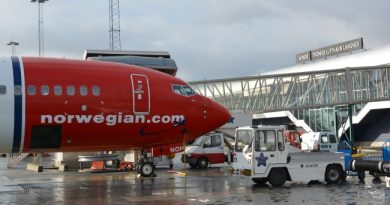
{"left": 54, "top": 86, "right": 62, "bottom": 96}
{"left": 27, "top": 85, "right": 36, "bottom": 95}
{"left": 67, "top": 85, "right": 75, "bottom": 96}
{"left": 80, "top": 86, "right": 88, "bottom": 96}
{"left": 0, "top": 85, "right": 6, "bottom": 95}
{"left": 14, "top": 85, "right": 22, "bottom": 96}
{"left": 41, "top": 85, "right": 49, "bottom": 96}
{"left": 92, "top": 86, "right": 100, "bottom": 96}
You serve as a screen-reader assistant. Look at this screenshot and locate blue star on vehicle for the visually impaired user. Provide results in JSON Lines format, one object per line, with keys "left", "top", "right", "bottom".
{"left": 255, "top": 153, "right": 268, "bottom": 167}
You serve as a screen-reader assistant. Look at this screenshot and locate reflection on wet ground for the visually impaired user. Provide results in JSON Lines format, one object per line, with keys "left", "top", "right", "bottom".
{"left": 1, "top": 159, "right": 390, "bottom": 205}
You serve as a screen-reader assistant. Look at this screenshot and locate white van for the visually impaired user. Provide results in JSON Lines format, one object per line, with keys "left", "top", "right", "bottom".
{"left": 300, "top": 132, "right": 338, "bottom": 152}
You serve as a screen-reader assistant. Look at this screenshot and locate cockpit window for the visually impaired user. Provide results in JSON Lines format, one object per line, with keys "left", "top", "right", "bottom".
{"left": 183, "top": 85, "right": 196, "bottom": 96}
{"left": 172, "top": 84, "right": 196, "bottom": 97}
{"left": 172, "top": 85, "right": 186, "bottom": 96}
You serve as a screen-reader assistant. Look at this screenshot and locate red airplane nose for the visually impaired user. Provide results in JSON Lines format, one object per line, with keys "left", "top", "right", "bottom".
{"left": 205, "top": 98, "right": 231, "bottom": 129}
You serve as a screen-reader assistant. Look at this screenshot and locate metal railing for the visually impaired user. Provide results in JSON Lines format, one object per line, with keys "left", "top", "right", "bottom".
{"left": 190, "top": 66, "right": 390, "bottom": 114}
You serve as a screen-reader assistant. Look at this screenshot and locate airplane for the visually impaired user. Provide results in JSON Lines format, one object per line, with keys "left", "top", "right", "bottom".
{"left": 0, "top": 56, "right": 231, "bottom": 176}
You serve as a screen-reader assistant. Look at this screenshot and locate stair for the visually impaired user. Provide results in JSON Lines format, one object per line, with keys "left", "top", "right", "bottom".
{"left": 7, "top": 153, "right": 30, "bottom": 168}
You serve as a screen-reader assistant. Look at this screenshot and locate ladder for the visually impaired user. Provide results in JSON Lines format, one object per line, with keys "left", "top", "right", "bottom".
{"left": 7, "top": 153, "right": 30, "bottom": 168}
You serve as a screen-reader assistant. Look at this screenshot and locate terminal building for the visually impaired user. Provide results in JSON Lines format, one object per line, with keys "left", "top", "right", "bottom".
{"left": 190, "top": 39, "right": 390, "bottom": 147}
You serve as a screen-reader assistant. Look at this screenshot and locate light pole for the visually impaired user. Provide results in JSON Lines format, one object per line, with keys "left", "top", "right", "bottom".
{"left": 31, "top": 0, "right": 49, "bottom": 57}
{"left": 7, "top": 41, "right": 19, "bottom": 56}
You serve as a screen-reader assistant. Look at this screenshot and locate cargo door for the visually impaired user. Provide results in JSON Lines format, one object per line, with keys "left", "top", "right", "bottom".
{"left": 131, "top": 74, "right": 150, "bottom": 115}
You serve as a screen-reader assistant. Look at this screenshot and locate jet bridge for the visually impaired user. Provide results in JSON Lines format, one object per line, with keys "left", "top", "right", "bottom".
{"left": 190, "top": 65, "right": 390, "bottom": 114}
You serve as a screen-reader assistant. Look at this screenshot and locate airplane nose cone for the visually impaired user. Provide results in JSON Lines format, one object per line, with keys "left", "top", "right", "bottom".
{"left": 206, "top": 98, "right": 231, "bottom": 128}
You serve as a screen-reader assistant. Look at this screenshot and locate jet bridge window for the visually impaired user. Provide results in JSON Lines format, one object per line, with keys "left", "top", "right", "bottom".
{"left": 0, "top": 85, "right": 6, "bottom": 95}
{"left": 172, "top": 84, "right": 196, "bottom": 96}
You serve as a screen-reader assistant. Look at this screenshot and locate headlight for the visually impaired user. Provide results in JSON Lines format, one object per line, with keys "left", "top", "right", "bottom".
{"left": 186, "top": 153, "right": 193, "bottom": 158}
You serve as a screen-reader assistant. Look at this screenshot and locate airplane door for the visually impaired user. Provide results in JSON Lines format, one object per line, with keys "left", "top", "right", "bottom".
{"left": 131, "top": 74, "right": 150, "bottom": 115}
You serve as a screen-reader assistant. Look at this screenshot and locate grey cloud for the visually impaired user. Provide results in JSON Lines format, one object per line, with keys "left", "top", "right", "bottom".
{"left": 0, "top": 1, "right": 390, "bottom": 82}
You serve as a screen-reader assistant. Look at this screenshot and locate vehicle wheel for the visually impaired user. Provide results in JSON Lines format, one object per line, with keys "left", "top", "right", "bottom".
{"left": 341, "top": 171, "right": 347, "bottom": 181}
{"left": 136, "top": 164, "right": 141, "bottom": 174}
{"left": 189, "top": 163, "right": 197, "bottom": 169}
{"left": 169, "top": 164, "right": 173, "bottom": 169}
{"left": 325, "top": 165, "right": 342, "bottom": 184}
{"left": 197, "top": 158, "right": 209, "bottom": 169}
{"left": 268, "top": 169, "right": 287, "bottom": 186}
{"left": 371, "top": 171, "right": 380, "bottom": 179}
{"left": 140, "top": 162, "right": 154, "bottom": 177}
{"left": 358, "top": 171, "right": 365, "bottom": 181}
{"left": 252, "top": 178, "right": 268, "bottom": 185}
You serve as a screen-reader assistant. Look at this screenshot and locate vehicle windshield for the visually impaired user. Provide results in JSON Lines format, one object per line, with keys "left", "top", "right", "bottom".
{"left": 235, "top": 130, "right": 253, "bottom": 152}
{"left": 192, "top": 135, "right": 208, "bottom": 146}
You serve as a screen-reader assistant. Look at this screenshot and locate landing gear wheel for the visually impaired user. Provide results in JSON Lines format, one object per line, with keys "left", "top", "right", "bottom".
{"left": 325, "top": 165, "right": 342, "bottom": 184}
{"left": 252, "top": 178, "right": 268, "bottom": 185}
{"left": 268, "top": 169, "right": 287, "bottom": 186}
{"left": 197, "top": 158, "right": 209, "bottom": 169}
{"left": 358, "top": 171, "right": 365, "bottom": 182}
{"left": 169, "top": 164, "right": 173, "bottom": 169}
{"left": 140, "top": 162, "right": 154, "bottom": 177}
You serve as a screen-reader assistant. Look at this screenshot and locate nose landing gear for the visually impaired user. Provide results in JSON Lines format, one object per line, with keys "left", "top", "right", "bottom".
{"left": 135, "top": 153, "right": 156, "bottom": 177}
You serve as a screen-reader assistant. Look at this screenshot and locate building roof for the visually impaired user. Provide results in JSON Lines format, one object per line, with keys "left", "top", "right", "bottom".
{"left": 83, "top": 49, "right": 171, "bottom": 60}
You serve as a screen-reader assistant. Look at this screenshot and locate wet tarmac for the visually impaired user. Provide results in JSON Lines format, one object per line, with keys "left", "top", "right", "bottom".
{"left": 1, "top": 158, "right": 390, "bottom": 205}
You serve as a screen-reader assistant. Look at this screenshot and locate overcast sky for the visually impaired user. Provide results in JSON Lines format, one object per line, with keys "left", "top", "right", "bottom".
{"left": 1, "top": 1, "right": 390, "bottom": 81}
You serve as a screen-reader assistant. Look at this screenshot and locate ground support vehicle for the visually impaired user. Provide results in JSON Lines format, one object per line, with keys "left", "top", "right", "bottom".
{"left": 300, "top": 132, "right": 338, "bottom": 152}
{"left": 181, "top": 132, "right": 233, "bottom": 169}
{"left": 339, "top": 138, "right": 390, "bottom": 185}
{"left": 232, "top": 125, "right": 345, "bottom": 186}
{"left": 337, "top": 140, "right": 366, "bottom": 181}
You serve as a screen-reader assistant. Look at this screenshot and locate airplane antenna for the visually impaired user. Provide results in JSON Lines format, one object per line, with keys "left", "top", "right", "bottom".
{"left": 109, "top": 0, "right": 121, "bottom": 50}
